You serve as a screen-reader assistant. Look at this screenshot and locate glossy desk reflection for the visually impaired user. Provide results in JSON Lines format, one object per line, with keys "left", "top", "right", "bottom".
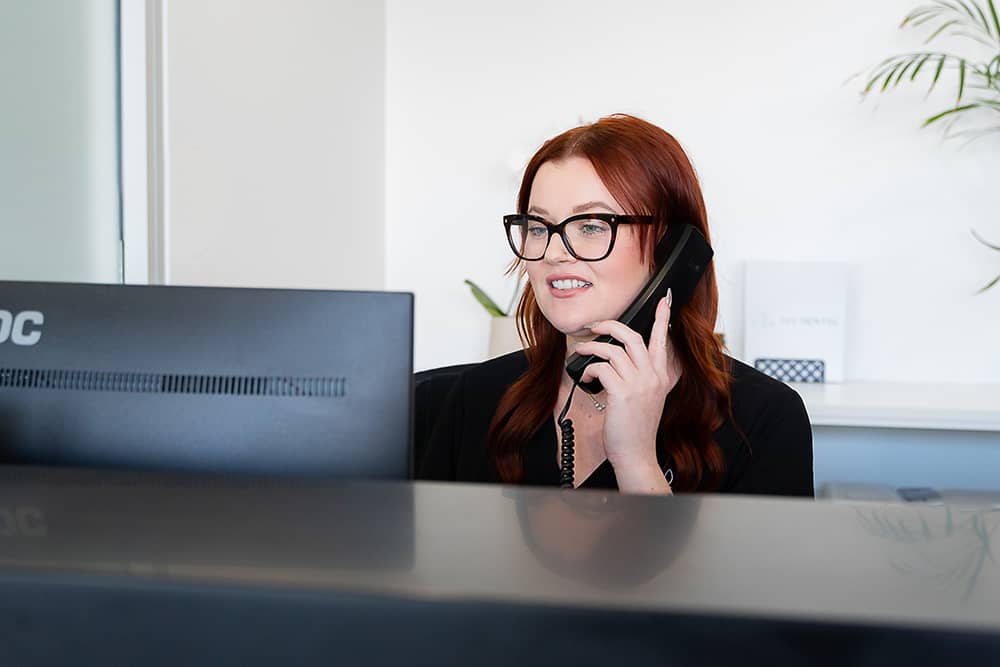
{"left": 0, "top": 466, "right": 999, "bottom": 666}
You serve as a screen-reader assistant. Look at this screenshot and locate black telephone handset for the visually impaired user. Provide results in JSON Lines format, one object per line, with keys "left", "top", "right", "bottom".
{"left": 565, "top": 223, "right": 714, "bottom": 395}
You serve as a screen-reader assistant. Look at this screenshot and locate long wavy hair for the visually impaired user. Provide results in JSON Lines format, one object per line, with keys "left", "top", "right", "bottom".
{"left": 486, "top": 114, "right": 733, "bottom": 491}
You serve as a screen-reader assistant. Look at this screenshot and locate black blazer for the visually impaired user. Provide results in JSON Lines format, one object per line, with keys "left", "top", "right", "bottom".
{"left": 417, "top": 351, "right": 814, "bottom": 496}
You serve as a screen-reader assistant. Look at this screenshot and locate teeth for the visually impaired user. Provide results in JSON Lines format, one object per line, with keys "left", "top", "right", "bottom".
{"left": 552, "top": 279, "right": 592, "bottom": 290}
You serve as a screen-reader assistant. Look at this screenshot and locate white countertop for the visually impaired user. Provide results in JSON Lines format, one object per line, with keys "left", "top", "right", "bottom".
{"left": 789, "top": 382, "right": 1000, "bottom": 432}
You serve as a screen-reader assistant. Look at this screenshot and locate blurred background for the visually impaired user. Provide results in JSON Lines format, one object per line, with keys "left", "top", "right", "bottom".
{"left": 1, "top": 0, "right": 997, "bottom": 380}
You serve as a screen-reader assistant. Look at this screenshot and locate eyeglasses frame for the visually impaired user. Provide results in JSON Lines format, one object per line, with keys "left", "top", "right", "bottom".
{"left": 502, "top": 213, "right": 655, "bottom": 262}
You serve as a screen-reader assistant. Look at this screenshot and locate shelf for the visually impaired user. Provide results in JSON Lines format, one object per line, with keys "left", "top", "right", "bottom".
{"left": 788, "top": 382, "right": 1000, "bottom": 432}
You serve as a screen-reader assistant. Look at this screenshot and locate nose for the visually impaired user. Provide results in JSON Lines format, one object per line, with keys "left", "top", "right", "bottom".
{"left": 543, "top": 231, "right": 574, "bottom": 263}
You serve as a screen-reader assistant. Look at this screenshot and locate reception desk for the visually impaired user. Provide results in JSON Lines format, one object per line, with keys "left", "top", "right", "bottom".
{"left": 1, "top": 465, "right": 999, "bottom": 666}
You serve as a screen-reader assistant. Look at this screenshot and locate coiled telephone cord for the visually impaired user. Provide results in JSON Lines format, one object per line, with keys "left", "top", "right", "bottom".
{"left": 557, "top": 382, "right": 579, "bottom": 489}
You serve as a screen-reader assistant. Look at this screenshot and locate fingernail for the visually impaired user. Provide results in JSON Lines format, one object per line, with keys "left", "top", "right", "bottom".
{"left": 666, "top": 288, "right": 673, "bottom": 308}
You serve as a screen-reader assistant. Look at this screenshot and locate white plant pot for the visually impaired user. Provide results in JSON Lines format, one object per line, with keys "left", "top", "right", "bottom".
{"left": 488, "top": 316, "right": 523, "bottom": 359}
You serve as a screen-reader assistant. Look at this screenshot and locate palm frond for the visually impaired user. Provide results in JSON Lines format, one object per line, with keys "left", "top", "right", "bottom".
{"left": 964, "top": 0, "right": 996, "bottom": 37}
{"left": 903, "top": 0, "right": 1000, "bottom": 43}
{"left": 989, "top": 0, "right": 1000, "bottom": 40}
{"left": 972, "top": 228, "right": 1000, "bottom": 294}
{"left": 952, "top": 29, "right": 999, "bottom": 47}
{"left": 972, "top": 229, "right": 1000, "bottom": 251}
{"left": 858, "top": 3, "right": 1000, "bottom": 294}
{"left": 923, "top": 102, "right": 980, "bottom": 125}
{"left": 965, "top": 82, "right": 1000, "bottom": 91}
{"left": 926, "top": 18, "right": 963, "bottom": 42}
{"left": 955, "top": 0, "right": 997, "bottom": 37}
{"left": 959, "top": 58, "right": 968, "bottom": 101}
{"left": 862, "top": 51, "right": 996, "bottom": 105}
{"left": 989, "top": 54, "right": 1000, "bottom": 77}
{"left": 908, "top": 13, "right": 946, "bottom": 28}
{"left": 895, "top": 59, "right": 919, "bottom": 85}
{"left": 931, "top": 54, "right": 949, "bottom": 94}
{"left": 951, "top": 0, "right": 979, "bottom": 21}
{"left": 910, "top": 53, "right": 934, "bottom": 80}
{"left": 862, "top": 52, "right": 962, "bottom": 94}
{"left": 975, "top": 272, "right": 1000, "bottom": 293}
{"left": 884, "top": 62, "right": 907, "bottom": 91}
{"left": 953, "top": 124, "right": 1000, "bottom": 147}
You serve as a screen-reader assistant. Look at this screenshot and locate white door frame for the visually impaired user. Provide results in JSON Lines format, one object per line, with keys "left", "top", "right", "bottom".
{"left": 120, "top": 0, "right": 167, "bottom": 284}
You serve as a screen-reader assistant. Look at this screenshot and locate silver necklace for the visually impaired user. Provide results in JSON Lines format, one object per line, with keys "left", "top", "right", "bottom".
{"left": 585, "top": 392, "right": 606, "bottom": 412}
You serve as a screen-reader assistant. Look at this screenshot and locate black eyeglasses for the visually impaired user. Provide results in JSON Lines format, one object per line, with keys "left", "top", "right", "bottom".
{"left": 503, "top": 213, "right": 654, "bottom": 261}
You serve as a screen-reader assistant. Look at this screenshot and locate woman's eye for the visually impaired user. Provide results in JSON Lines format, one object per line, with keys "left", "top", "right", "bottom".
{"left": 527, "top": 225, "right": 548, "bottom": 238}
{"left": 580, "top": 223, "right": 609, "bottom": 235}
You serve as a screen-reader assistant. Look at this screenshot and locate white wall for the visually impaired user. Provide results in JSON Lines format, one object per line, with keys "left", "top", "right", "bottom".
{"left": 0, "top": 0, "right": 121, "bottom": 283}
{"left": 163, "top": 0, "right": 385, "bottom": 290}
{"left": 386, "top": 0, "right": 1000, "bottom": 382}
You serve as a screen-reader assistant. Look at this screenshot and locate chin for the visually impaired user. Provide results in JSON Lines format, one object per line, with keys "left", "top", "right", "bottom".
{"left": 536, "top": 296, "right": 605, "bottom": 338}
{"left": 547, "top": 317, "right": 594, "bottom": 338}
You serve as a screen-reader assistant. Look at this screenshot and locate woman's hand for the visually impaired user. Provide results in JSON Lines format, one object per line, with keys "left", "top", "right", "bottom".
{"left": 575, "top": 291, "right": 679, "bottom": 494}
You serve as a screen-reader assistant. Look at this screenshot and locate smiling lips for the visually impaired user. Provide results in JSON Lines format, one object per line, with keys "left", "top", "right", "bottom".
{"left": 547, "top": 275, "right": 593, "bottom": 298}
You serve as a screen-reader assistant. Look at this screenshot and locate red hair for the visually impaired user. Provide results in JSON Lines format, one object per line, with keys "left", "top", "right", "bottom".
{"left": 487, "top": 114, "right": 732, "bottom": 491}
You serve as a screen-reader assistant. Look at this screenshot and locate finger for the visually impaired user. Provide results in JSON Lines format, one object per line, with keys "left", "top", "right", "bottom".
{"left": 587, "top": 319, "right": 650, "bottom": 375}
{"left": 647, "top": 293, "right": 672, "bottom": 377}
{"left": 573, "top": 340, "right": 639, "bottom": 382}
{"left": 579, "top": 360, "right": 625, "bottom": 395}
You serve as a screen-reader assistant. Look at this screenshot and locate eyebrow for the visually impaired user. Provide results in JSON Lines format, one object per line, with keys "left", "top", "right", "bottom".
{"left": 527, "top": 201, "right": 618, "bottom": 218}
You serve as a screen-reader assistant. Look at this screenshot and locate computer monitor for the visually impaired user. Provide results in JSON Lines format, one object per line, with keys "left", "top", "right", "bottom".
{"left": 0, "top": 281, "right": 413, "bottom": 479}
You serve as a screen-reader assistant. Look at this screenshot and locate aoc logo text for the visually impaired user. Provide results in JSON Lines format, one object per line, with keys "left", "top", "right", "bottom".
{"left": 0, "top": 507, "right": 47, "bottom": 537}
{"left": 0, "top": 310, "right": 44, "bottom": 346}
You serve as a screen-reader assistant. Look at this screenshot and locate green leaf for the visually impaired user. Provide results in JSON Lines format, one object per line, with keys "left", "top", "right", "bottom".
{"left": 923, "top": 102, "right": 978, "bottom": 125}
{"left": 990, "top": 0, "right": 1000, "bottom": 40}
{"left": 952, "top": 29, "right": 998, "bottom": 47}
{"left": 902, "top": 6, "right": 939, "bottom": 26}
{"left": 882, "top": 62, "right": 905, "bottom": 91}
{"left": 929, "top": 55, "right": 948, "bottom": 93}
{"left": 464, "top": 280, "right": 506, "bottom": 317}
{"left": 904, "top": 6, "right": 945, "bottom": 27}
{"left": 908, "top": 13, "right": 943, "bottom": 28}
{"left": 958, "top": 59, "right": 967, "bottom": 101}
{"left": 911, "top": 53, "right": 933, "bottom": 79}
{"left": 937, "top": 0, "right": 966, "bottom": 14}
{"left": 942, "top": 0, "right": 987, "bottom": 29}
{"left": 894, "top": 59, "right": 916, "bottom": 86}
{"left": 955, "top": 0, "right": 979, "bottom": 20}
{"left": 953, "top": 126, "right": 1000, "bottom": 148}
{"left": 972, "top": 228, "right": 1000, "bottom": 251}
{"left": 967, "top": 0, "right": 996, "bottom": 37}
{"left": 864, "top": 59, "right": 902, "bottom": 93}
{"left": 925, "top": 18, "right": 962, "bottom": 42}
{"left": 975, "top": 271, "right": 1000, "bottom": 293}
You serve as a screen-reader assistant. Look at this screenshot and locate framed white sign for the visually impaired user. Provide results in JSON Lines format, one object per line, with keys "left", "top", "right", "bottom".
{"left": 744, "top": 261, "right": 849, "bottom": 383}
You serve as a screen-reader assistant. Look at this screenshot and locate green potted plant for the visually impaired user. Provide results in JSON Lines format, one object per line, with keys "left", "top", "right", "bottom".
{"left": 464, "top": 277, "right": 525, "bottom": 357}
{"left": 861, "top": 0, "right": 1000, "bottom": 291}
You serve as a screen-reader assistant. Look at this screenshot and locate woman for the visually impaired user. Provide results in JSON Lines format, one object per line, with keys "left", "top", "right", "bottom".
{"left": 419, "top": 114, "right": 813, "bottom": 496}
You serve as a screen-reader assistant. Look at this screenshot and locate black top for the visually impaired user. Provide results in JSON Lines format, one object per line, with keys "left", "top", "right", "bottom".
{"left": 418, "top": 350, "right": 814, "bottom": 496}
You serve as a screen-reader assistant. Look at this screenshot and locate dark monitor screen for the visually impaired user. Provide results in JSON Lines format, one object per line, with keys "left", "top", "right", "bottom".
{"left": 0, "top": 281, "right": 413, "bottom": 480}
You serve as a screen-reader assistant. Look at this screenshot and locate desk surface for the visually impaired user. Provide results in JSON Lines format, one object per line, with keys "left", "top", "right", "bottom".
{"left": 1, "top": 466, "right": 999, "bottom": 665}
{"left": 1, "top": 466, "right": 999, "bottom": 628}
